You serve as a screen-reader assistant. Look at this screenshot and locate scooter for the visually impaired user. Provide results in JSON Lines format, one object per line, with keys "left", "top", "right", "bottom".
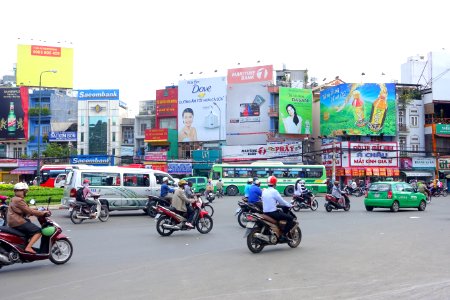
{"left": 244, "top": 206, "right": 302, "bottom": 254}
{"left": 291, "top": 191, "right": 318, "bottom": 211}
{"left": 324, "top": 193, "right": 350, "bottom": 212}
{"left": 69, "top": 193, "right": 109, "bottom": 224}
{"left": 0, "top": 198, "right": 73, "bottom": 269}
{"left": 343, "top": 186, "right": 364, "bottom": 197}
{"left": 154, "top": 197, "right": 213, "bottom": 236}
{"left": 0, "top": 195, "right": 8, "bottom": 226}
{"left": 146, "top": 195, "right": 171, "bottom": 218}
{"left": 205, "top": 191, "right": 215, "bottom": 203}
{"left": 235, "top": 200, "right": 262, "bottom": 228}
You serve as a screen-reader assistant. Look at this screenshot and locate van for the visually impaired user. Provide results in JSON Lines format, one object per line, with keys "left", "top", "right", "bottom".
{"left": 182, "top": 176, "right": 208, "bottom": 193}
{"left": 60, "top": 166, "right": 178, "bottom": 212}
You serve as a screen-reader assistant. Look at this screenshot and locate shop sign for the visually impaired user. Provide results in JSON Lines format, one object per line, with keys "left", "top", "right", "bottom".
{"left": 349, "top": 142, "right": 398, "bottom": 167}
{"left": 412, "top": 157, "right": 436, "bottom": 168}
{"left": 321, "top": 143, "right": 342, "bottom": 167}
{"left": 144, "top": 129, "right": 168, "bottom": 142}
{"left": 144, "top": 151, "right": 167, "bottom": 161}
{"left": 436, "top": 124, "right": 450, "bottom": 135}
{"left": 439, "top": 158, "right": 450, "bottom": 170}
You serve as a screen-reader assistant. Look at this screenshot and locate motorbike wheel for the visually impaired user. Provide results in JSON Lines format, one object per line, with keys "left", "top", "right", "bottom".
{"left": 147, "top": 201, "right": 158, "bottom": 218}
{"left": 310, "top": 199, "right": 318, "bottom": 211}
{"left": 196, "top": 215, "right": 213, "bottom": 234}
{"left": 49, "top": 238, "right": 73, "bottom": 265}
{"left": 325, "top": 204, "right": 333, "bottom": 212}
{"left": 344, "top": 201, "right": 351, "bottom": 211}
{"left": 237, "top": 210, "right": 248, "bottom": 228}
{"left": 69, "top": 209, "right": 84, "bottom": 224}
{"left": 203, "top": 204, "right": 214, "bottom": 217}
{"left": 287, "top": 226, "right": 302, "bottom": 248}
{"left": 98, "top": 206, "right": 110, "bottom": 222}
{"left": 442, "top": 190, "right": 448, "bottom": 197}
{"left": 292, "top": 201, "right": 301, "bottom": 212}
{"left": 247, "top": 227, "right": 265, "bottom": 253}
{"left": 156, "top": 216, "right": 174, "bottom": 236}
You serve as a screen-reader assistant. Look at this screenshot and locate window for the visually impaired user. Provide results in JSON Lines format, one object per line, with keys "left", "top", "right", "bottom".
{"left": 159, "top": 118, "right": 177, "bottom": 129}
{"left": 81, "top": 172, "right": 121, "bottom": 186}
{"left": 398, "top": 116, "right": 404, "bottom": 125}
{"left": 112, "top": 132, "right": 116, "bottom": 142}
{"left": 212, "top": 172, "right": 221, "bottom": 180}
{"left": 123, "top": 173, "right": 150, "bottom": 187}
{"left": 112, "top": 148, "right": 115, "bottom": 156}
{"left": 154, "top": 173, "right": 166, "bottom": 185}
{"left": 80, "top": 116, "right": 85, "bottom": 126}
{"left": 409, "top": 108, "right": 418, "bottom": 115}
{"left": 81, "top": 132, "right": 84, "bottom": 142}
{"left": 198, "top": 177, "right": 206, "bottom": 184}
{"left": 112, "top": 117, "right": 117, "bottom": 126}
{"left": 140, "top": 124, "right": 147, "bottom": 136}
{"left": 13, "top": 147, "right": 23, "bottom": 158}
{"left": 396, "top": 184, "right": 404, "bottom": 191}
{"left": 411, "top": 144, "right": 419, "bottom": 152}
{"left": 410, "top": 116, "right": 418, "bottom": 127}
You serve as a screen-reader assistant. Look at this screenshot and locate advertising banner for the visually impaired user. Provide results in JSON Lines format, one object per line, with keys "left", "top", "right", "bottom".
{"left": 438, "top": 158, "right": 450, "bottom": 170}
{"left": 321, "top": 143, "right": 342, "bottom": 167}
{"left": 222, "top": 143, "right": 302, "bottom": 162}
{"left": 0, "top": 87, "right": 29, "bottom": 140}
{"left": 320, "top": 83, "right": 396, "bottom": 136}
{"left": 226, "top": 65, "right": 273, "bottom": 145}
{"left": 400, "top": 158, "right": 413, "bottom": 170}
{"left": 77, "top": 89, "right": 119, "bottom": 100}
{"left": 144, "top": 152, "right": 167, "bottom": 161}
{"left": 178, "top": 77, "right": 226, "bottom": 142}
{"left": 48, "top": 131, "right": 77, "bottom": 142}
{"left": 156, "top": 88, "right": 178, "bottom": 118}
{"left": 436, "top": 124, "right": 450, "bottom": 135}
{"left": 16, "top": 44, "right": 73, "bottom": 88}
{"left": 279, "top": 87, "right": 313, "bottom": 134}
{"left": 144, "top": 129, "right": 168, "bottom": 142}
{"left": 168, "top": 163, "right": 192, "bottom": 174}
{"left": 121, "top": 146, "right": 134, "bottom": 156}
{"left": 349, "top": 142, "right": 398, "bottom": 167}
{"left": 70, "top": 155, "right": 113, "bottom": 166}
{"left": 412, "top": 157, "right": 436, "bottom": 168}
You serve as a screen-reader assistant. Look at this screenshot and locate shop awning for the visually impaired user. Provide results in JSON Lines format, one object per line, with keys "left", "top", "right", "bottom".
{"left": 401, "top": 171, "right": 434, "bottom": 177}
{"left": 10, "top": 167, "right": 37, "bottom": 175}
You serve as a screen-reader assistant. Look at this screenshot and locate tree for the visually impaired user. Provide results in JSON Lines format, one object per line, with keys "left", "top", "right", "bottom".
{"left": 41, "top": 143, "right": 74, "bottom": 159}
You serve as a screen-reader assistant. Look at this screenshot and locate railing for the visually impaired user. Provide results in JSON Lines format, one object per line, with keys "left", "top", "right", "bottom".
{"left": 398, "top": 124, "right": 409, "bottom": 132}
{"left": 425, "top": 117, "right": 450, "bottom": 125}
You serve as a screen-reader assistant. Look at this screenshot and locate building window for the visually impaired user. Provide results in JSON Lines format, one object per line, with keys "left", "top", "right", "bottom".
{"left": 81, "top": 132, "right": 84, "bottom": 142}
{"left": 112, "top": 132, "right": 116, "bottom": 142}
{"left": 140, "top": 124, "right": 147, "bottom": 136}
{"left": 159, "top": 118, "right": 177, "bottom": 130}
{"left": 81, "top": 149, "right": 84, "bottom": 155}
{"left": 112, "top": 117, "right": 117, "bottom": 126}
{"left": 399, "top": 137, "right": 407, "bottom": 156}
{"left": 398, "top": 116, "right": 404, "bottom": 125}
{"left": 411, "top": 144, "right": 419, "bottom": 152}
{"left": 410, "top": 116, "right": 418, "bottom": 127}
{"left": 112, "top": 148, "right": 115, "bottom": 156}
{"left": 80, "top": 116, "right": 85, "bottom": 126}
{"left": 13, "top": 147, "right": 23, "bottom": 158}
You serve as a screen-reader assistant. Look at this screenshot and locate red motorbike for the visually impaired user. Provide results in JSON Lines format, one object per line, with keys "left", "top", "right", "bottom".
{"left": 154, "top": 197, "right": 213, "bottom": 236}
{"left": 324, "top": 193, "right": 350, "bottom": 212}
{"left": 0, "top": 198, "right": 73, "bottom": 269}
{"left": 0, "top": 195, "right": 8, "bottom": 226}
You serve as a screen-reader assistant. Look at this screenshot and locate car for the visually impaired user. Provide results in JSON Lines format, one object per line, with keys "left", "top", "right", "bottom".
{"left": 182, "top": 176, "right": 208, "bottom": 193}
{"left": 364, "top": 181, "right": 427, "bottom": 212}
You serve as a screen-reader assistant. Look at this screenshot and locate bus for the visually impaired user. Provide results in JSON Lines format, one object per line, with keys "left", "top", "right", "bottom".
{"left": 40, "top": 164, "right": 88, "bottom": 187}
{"left": 209, "top": 162, "right": 327, "bottom": 196}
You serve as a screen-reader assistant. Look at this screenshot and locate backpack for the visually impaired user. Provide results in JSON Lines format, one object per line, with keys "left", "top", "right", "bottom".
{"left": 76, "top": 187, "right": 85, "bottom": 202}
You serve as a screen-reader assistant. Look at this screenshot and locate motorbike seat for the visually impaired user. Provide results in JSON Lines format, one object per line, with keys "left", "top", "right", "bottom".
{"left": 257, "top": 214, "right": 278, "bottom": 224}
{"left": 0, "top": 226, "right": 27, "bottom": 237}
{"left": 73, "top": 201, "right": 90, "bottom": 206}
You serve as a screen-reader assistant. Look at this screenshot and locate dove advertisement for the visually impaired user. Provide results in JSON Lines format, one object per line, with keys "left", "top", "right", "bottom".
{"left": 178, "top": 77, "right": 226, "bottom": 142}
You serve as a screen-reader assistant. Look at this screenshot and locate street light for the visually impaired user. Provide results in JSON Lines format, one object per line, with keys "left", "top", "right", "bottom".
{"left": 212, "top": 102, "right": 221, "bottom": 142}
{"left": 36, "top": 70, "right": 57, "bottom": 185}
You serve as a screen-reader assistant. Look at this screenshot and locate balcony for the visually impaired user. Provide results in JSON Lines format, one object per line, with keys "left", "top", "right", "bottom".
{"left": 398, "top": 124, "right": 409, "bottom": 133}
{"left": 268, "top": 105, "right": 279, "bottom": 117}
{"left": 425, "top": 117, "right": 450, "bottom": 125}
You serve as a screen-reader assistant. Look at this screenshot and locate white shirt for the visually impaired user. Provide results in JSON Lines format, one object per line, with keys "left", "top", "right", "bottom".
{"left": 262, "top": 186, "right": 292, "bottom": 213}
{"left": 283, "top": 116, "right": 302, "bottom": 134}
{"left": 294, "top": 183, "right": 307, "bottom": 196}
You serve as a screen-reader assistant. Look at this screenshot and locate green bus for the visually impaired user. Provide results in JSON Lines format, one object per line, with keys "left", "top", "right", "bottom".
{"left": 209, "top": 162, "right": 327, "bottom": 196}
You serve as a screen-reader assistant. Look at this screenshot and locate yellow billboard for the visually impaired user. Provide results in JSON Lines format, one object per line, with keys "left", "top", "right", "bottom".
{"left": 16, "top": 44, "right": 73, "bottom": 88}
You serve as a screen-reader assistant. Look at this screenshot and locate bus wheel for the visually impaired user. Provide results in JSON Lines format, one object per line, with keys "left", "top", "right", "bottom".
{"left": 226, "top": 185, "right": 239, "bottom": 196}
{"left": 284, "top": 185, "right": 295, "bottom": 196}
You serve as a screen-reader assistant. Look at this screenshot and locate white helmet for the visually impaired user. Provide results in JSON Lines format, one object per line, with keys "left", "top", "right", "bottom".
{"left": 300, "top": 180, "right": 305, "bottom": 185}
{"left": 14, "top": 182, "right": 29, "bottom": 190}
{"left": 248, "top": 178, "right": 253, "bottom": 183}
{"left": 163, "top": 177, "right": 169, "bottom": 182}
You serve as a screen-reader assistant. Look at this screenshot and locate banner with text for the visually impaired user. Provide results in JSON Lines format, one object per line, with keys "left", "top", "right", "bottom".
{"left": 156, "top": 88, "right": 177, "bottom": 118}
{"left": 0, "top": 87, "right": 29, "bottom": 140}
{"left": 349, "top": 142, "right": 398, "bottom": 167}
{"left": 222, "top": 144, "right": 302, "bottom": 162}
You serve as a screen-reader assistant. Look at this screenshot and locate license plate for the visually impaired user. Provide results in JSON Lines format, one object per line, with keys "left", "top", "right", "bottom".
{"left": 235, "top": 208, "right": 241, "bottom": 215}
{"left": 246, "top": 221, "right": 255, "bottom": 229}
{"left": 69, "top": 207, "right": 73, "bottom": 212}
{"left": 155, "top": 213, "right": 161, "bottom": 220}
{"left": 243, "top": 228, "right": 252, "bottom": 238}
{"left": 374, "top": 193, "right": 380, "bottom": 198}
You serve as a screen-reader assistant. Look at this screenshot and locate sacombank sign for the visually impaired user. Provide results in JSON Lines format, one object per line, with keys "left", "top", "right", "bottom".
{"left": 77, "top": 89, "right": 119, "bottom": 100}
{"left": 227, "top": 65, "right": 273, "bottom": 84}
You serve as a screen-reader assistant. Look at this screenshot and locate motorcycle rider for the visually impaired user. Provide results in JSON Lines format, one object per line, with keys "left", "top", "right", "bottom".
{"left": 294, "top": 179, "right": 308, "bottom": 204}
{"left": 7, "top": 183, "right": 50, "bottom": 254}
{"left": 205, "top": 178, "right": 214, "bottom": 196}
{"left": 171, "top": 180, "right": 195, "bottom": 228}
{"left": 244, "top": 178, "right": 253, "bottom": 199}
{"left": 261, "top": 176, "right": 294, "bottom": 241}
{"left": 80, "top": 179, "right": 96, "bottom": 215}
{"left": 351, "top": 180, "right": 358, "bottom": 193}
{"left": 248, "top": 180, "right": 262, "bottom": 209}
{"left": 160, "top": 177, "right": 174, "bottom": 203}
{"left": 184, "top": 181, "right": 194, "bottom": 199}
{"left": 332, "top": 181, "right": 345, "bottom": 204}
{"left": 216, "top": 179, "right": 224, "bottom": 196}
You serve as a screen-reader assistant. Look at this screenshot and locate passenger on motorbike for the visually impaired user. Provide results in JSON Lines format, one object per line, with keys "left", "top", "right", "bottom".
{"left": 184, "top": 181, "right": 194, "bottom": 199}
{"left": 171, "top": 180, "right": 195, "bottom": 228}
{"left": 161, "top": 177, "right": 175, "bottom": 203}
{"left": 417, "top": 180, "right": 430, "bottom": 199}
{"left": 204, "top": 178, "right": 214, "bottom": 196}
{"left": 7, "top": 183, "right": 50, "bottom": 254}
{"left": 80, "top": 179, "right": 97, "bottom": 215}
{"left": 294, "top": 179, "right": 308, "bottom": 198}
{"left": 248, "top": 180, "right": 262, "bottom": 209}
{"left": 332, "top": 181, "right": 344, "bottom": 202}
{"left": 244, "top": 178, "right": 253, "bottom": 198}
{"left": 261, "top": 176, "right": 294, "bottom": 241}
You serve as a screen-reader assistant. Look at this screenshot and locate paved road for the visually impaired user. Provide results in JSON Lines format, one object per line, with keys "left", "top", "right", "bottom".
{"left": 1, "top": 195, "right": 450, "bottom": 300}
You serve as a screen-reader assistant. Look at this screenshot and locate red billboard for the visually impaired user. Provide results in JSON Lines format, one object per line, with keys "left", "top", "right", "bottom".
{"left": 156, "top": 87, "right": 178, "bottom": 118}
{"left": 0, "top": 87, "right": 29, "bottom": 140}
{"left": 144, "top": 128, "right": 168, "bottom": 142}
{"left": 227, "top": 65, "right": 273, "bottom": 84}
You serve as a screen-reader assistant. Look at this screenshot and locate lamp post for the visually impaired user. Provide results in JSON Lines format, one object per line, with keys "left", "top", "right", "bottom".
{"left": 36, "top": 70, "right": 57, "bottom": 185}
{"left": 213, "top": 102, "right": 221, "bottom": 143}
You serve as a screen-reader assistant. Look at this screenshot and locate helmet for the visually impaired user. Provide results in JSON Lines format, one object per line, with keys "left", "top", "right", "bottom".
{"left": 14, "top": 182, "right": 29, "bottom": 191}
{"left": 178, "top": 179, "right": 187, "bottom": 187}
{"left": 254, "top": 180, "right": 260, "bottom": 186}
{"left": 300, "top": 180, "right": 305, "bottom": 185}
{"left": 219, "top": 179, "right": 222, "bottom": 181}
{"left": 163, "top": 177, "right": 169, "bottom": 182}
{"left": 248, "top": 178, "right": 253, "bottom": 183}
{"left": 83, "top": 179, "right": 90, "bottom": 184}
{"left": 41, "top": 226, "right": 56, "bottom": 237}
{"left": 334, "top": 181, "right": 339, "bottom": 185}
{"left": 267, "top": 176, "right": 277, "bottom": 186}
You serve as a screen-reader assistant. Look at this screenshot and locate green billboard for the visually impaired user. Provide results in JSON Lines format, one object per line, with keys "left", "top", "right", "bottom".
{"left": 278, "top": 87, "right": 313, "bottom": 134}
{"left": 320, "top": 83, "right": 397, "bottom": 136}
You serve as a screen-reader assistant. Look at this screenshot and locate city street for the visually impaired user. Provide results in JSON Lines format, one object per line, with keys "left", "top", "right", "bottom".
{"left": 1, "top": 194, "right": 450, "bottom": 300}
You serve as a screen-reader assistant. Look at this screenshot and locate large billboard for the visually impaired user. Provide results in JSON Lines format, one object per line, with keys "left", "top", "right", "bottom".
{"left": 16, "top": 44, "right": 74, "bottom": 88}
{"left": 226, "top": 65, "right": 273, "bottom": 145}
{"left": 178, "top": 77, "right": 226, "bottom": 142}
{"left": 156, "top": 88, "right": 177, "bottom": 118}
{"left": 278, "top": 87, "right": 312, "bottom": 134}
{"left": 0, "top": 87, "right": 29, "bottom": 140}
{"left": 320, "top": 83, "right": 396, "bottom": 136}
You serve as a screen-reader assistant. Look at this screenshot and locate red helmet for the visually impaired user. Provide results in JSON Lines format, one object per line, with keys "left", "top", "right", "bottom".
{"left": 267, "top": 175, "right": 277, "bottom": 186}
{"left": 83, "top": 179, "right": 90, "bottom": 184}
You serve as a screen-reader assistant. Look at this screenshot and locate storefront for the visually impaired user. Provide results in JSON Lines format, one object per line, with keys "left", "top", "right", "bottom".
{"left": 400, "top": 157, "right": 436, "bottom": 183}
{"left": 438, "top": 157, "right": 450, "bottom": 188}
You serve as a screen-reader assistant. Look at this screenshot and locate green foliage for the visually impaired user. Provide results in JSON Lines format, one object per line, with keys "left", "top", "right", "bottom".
{"left": 28, "top": 107, "right": 50, "bottom": 116}
{"left": 0, "top": 184, "right": 63, "bottom": 204}
{"left": 42, "top": 143, "right": 71, "bottom": 158}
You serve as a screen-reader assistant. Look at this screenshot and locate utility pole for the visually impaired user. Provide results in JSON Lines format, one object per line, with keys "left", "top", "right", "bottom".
{"left": 332, "top": 139, "right": 336, "bottom": 183}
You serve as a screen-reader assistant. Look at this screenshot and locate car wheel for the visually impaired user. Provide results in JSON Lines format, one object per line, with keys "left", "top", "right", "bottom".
{"left": 418, "top": 200, "right": 426, "bottom": 211}
{"left": 390, "top": 200, "right": 399, "bottom": 212}
{"left": 365, "top": 205, "right": 374, "bottom": 211}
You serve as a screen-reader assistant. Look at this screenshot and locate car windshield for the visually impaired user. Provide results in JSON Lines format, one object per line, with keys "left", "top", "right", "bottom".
{"left": 369, "top": 183, "right": 391, "bottom": 192}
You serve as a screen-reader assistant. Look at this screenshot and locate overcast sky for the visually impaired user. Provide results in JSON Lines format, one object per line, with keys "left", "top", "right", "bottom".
{"left": 1, "top": 0, "right": 448, "bottom": 114}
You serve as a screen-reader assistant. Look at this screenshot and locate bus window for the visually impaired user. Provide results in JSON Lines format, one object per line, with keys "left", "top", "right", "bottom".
{"left": 306, "top": 169, "right": 323, "bottom": 178}
{"left": 255, "top": 169, "right": 268, "bottom": 178}
{"left": 124, "top": 173, "right": 149, "bottom": 187}
{"left": 212, "top": 172, "right": 221, "bottom": 180}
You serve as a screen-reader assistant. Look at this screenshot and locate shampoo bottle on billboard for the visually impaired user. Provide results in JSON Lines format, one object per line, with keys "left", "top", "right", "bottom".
{"left": 368, "top": 84, "right": 388, "bottom": 132}
{"left": 7, "top": 102, "right": 16, "bottom": 136}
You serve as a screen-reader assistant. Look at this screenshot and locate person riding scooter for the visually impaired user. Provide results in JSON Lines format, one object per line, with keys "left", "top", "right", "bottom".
{"left": 171, "top": 180, "right": 195, "bottom": 228}
{"left": 332, "top": 181, "right": 345, "bottom": 203}
{"left": 7, "top": 182, "right": 50, "bottom": 254}
{"left": 248, "top": 180, "right": 262, "bottom": 210}
{"left": 294, "top": 179, "right": 309, "bottom": 203}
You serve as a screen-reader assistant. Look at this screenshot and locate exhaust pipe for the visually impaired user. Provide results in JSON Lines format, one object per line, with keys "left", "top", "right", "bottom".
{"left": 0, "top": 253, "right": 10, "bottom": 264}
{"left": 254, "top": 233, "right": 270, "bottom": 242}
{"left": 162, "top": 224, "right": 180, "bottom": 230}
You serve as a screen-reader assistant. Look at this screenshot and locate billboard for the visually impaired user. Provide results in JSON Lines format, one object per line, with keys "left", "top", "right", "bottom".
{"left": 77, "top": 89, "right": 119, "bottom": 100}
{"left": 178, "top": 77, "right": 226, "bottom": 142}
{"left": 349, "top": 142, "right": 398, "bottom": 167}
{"left": 48, "top": 131, "right": 77, "bottom": 142}
{"left": 226, "top": 65, "right": 273, "bottom": 145}
{"left": 156, "top": 88, "right": 177, "bottom": 118}
{"left": 320, "top": 83, "right": 396, "bottom": 136}
{"left": 278, "top": 87, "right": 312, "bottom": 134}
{"left": 0, "top": 87, "right": 29, "bottom": 140}
{"left": 16, "top": 44, "right": 73, "bottom": 88}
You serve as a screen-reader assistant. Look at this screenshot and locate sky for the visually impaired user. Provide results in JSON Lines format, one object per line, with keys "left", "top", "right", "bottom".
{"left": 1, "top": 0, "right": 449, "bottom": 115}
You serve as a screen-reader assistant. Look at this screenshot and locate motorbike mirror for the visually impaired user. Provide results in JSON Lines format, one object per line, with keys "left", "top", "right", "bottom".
{"left": 29, "top": 199, "right": 36, "bottom": 205}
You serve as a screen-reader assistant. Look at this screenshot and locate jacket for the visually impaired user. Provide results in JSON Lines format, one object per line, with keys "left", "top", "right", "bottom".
{"left": 171, "top": 189, "right": 193, "bottom": 212}
{"left": 7, "top": 196, "right": 47, "bottom": 228}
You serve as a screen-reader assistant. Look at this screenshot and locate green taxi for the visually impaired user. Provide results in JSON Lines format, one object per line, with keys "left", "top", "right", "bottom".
{"left": 182, "top": 176, "right": 208, "bottom": 193}
{"left": 364, "top": 181, "right": 427, "bottom": 212}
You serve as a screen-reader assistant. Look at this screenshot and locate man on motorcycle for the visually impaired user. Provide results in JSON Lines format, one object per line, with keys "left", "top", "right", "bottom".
{"left": 294, "top": 179, "right": 308, "bottom": 204}
{"left": 244, "top": 178, "right": 253, "bottom": 198}
{"left": 184, "top": 181, "right": 194, "bottom": 199}
{"left": 248, "top": 180, "right": 262, "bottom": 209}
{"left": 80, "top": 179, "right": 96, "bottom": 215}
{"left": 261, "top": 176, "right": 294, "bottom": 241}
{"left": 171, "top": 180, "right": 195, "bottom": 228}
{"left": 161, "top": 177, "right": 174, "bottom": 203}
{"left": 205, "top": 178, "right": 214, "bottom": 196}
{"left": 332, "top": 181, "right": 344, "bottom": 202}
{"left": 216, "top": 179, "right": 224, "bottom": 196}
{"left": 7, "top": 183, "right": 50, "bottom": 254}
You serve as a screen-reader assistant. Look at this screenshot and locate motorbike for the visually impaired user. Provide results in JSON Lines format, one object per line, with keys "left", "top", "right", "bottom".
{"left": 154, "top": 197, "right": 213, "bottom": 236}
{"left": 146, "top": 195, "right": 171, "bottom": 218}
{"left": 291, "top": 191, "right": 318, "bottom": 211}
{"left": 343, "top": 186, "right": 364, "bottom": 197}
{"left": 0, "top": 195, "right": 8, "bottom": 226}
{"left": 244, "top": 207, "right": 302, "bottom": 254}
{"left": 69, "top": 193, "right": 109, "bottom": 224}
{"left": 0, "top": 198, "right": 73, "bottom": 269}
{"left": 430, "top": 187, "right": 448, "bottom": 197}
{"left": 205, "top": 191, "right": 215, "bottom": 203}
{"left": 235, "top": 200, "right": 262, "bottom": 228}
{"left": 324, "top": 193, "right": 350, "bottom": 212}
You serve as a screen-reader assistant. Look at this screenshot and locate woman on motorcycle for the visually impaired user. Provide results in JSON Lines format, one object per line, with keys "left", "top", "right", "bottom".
{"left": 7, "top": 183, "right": 50, "bottom": 254}
{"left": 171, "top": 180, "right": 195, "bottom": 228}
